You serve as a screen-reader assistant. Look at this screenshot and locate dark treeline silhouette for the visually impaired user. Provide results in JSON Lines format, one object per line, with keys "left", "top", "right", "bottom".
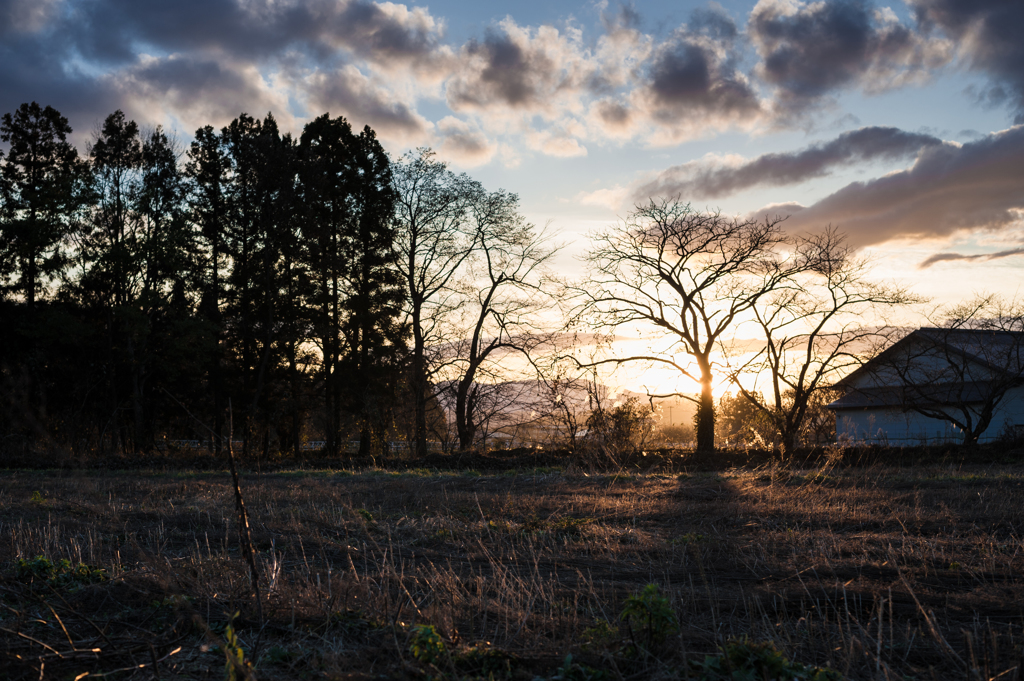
{"left": 1, "top": 102, "right": 928, "bottom": 463}
{"left": 0, "top": 102, "right": 408, "bottom": 459}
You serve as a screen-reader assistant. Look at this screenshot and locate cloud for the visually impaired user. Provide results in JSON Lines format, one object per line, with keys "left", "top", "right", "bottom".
{"left": 59, "top": 0, "right": 451, "bottom": 69}
{"left": 446, "top": 20, "right": 590, "bottom": 116}
{"left": 910, "top": 0, "right": 1024, "bottom": 123}
{"left": 918, "top": 247, "right": 1024, "bottom": 269}
{"left": 435, "top": 116, "right": 496, "bottom": 166}
{"left": 749, "top": 0, "right": 951, "bottom": 114}
{"left": 3, "top": 0, "right": 1018, "bottom": 162}
{"left": 624, "top": 6, "right": 764, "bottom": 143}
{"left": 577, "top": 184, "right": 630, "bottom": 211}
{"left": 0, "top": 0, "right": 60, "bottom": 34}
{"left": 302, "top": 64, "right": 431, "bottom": 142}
{"left": 0, "top": 0, "right": 452, "bottom": 138}
{"left": 112, "top": 55, "right": 294, "bottom": 133}
{"left": 526, "top": 126, "right": 588, "bottom": 157}
{"left": 635, "top": 126, "right": 943, "bottom": 201}
{"left": 757, "top": 125, "right": 1024, "bottom": 247}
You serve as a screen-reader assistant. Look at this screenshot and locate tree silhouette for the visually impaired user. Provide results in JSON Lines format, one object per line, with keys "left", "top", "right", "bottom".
{"left": 0, "top": 102, "right": 89, "bottom": 308}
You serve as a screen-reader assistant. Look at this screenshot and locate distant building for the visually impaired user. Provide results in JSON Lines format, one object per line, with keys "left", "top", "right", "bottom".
{"left": 828, "top": 328, "right": 1024, "bottom": 445}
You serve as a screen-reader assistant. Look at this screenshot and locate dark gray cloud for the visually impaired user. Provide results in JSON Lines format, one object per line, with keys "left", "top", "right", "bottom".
{"left": 114, "top": 56, "right": 288, "bottom": 130}
{"left": 636, "top": 126, "right": 942, "bottom": 201}
{"left": 918, "top": 247, "right": 1024, "bottom": 269}
{"left": 303, "top": 66, "right": 429, "bottom": 140}
{"left": 60, "top": 0, "right": 446, "bottom": 67}
{"left": 758, "top": 125, "right": 1024, "bottom": 247}
{"left": 750, "top": 0, "right": 948, "bottom": 111}
{"left": 910, "top": 0, "right": 1024, "bottom": 123}
{"left": 446, "top": 28, "right": 562, "bottom": 111}
{"left": 0, "top": 0, "right": 448, "bottom": 141}
{"left": 436, "top": 117, "right": 495, "bottom": 166}
{"left": 0, "top": 33, "right": 121, "bottom": 140}
{"left": 639, "top": 6, "right": 761, "bottom": 130}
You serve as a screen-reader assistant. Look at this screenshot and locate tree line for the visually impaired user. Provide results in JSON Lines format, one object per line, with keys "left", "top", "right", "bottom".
{"left": 7, "top": 100, "right": 983, "bottom": 462}
{"left": 0, "top": 102, "right": 562, "bottom": 460}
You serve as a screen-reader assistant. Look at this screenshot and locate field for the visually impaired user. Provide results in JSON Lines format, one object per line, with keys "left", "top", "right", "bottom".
{"left": 2, "top": 456, "right": 1024, "bottom": 680}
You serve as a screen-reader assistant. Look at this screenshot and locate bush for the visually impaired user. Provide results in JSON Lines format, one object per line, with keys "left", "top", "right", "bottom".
{"left": 579, "top": 397, "right": 656, "bottom": 467}
{"left": 691, "top": 637, "right": 842, "bottom": 680}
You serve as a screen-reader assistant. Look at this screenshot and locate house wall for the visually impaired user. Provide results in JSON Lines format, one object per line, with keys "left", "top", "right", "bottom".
{"left": 835, "top": 386, "right": 1024, "bottom": 444}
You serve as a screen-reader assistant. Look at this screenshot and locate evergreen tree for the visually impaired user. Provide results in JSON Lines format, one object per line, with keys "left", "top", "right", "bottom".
{"left": 221, "top": 113, "right": 299, "bottom": 457}
{"left": 185, "top": 125, "right": 231, "bottom": 454}
{"left": 299, "top": 115, "right": 405, "bottom": 458}
{"left": 0, "top": 102, "right": 90, "bottom": 308}
{"left": 341, "top": 126, "right": 405, "bottom": 457}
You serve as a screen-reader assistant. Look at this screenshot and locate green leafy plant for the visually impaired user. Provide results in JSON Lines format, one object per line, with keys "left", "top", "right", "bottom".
{"left": 221, "top": 612, "right": 254, "bottom": 681}
{"left": 581, "top": 618, "right": 619, "bottom": 650}
{"left": 15, "top": 555, "right": 108, "bottom": 588}
{"left": 620, "top": 583, "right": 679, "bottom": 653}
{"left": 409, "top": 624, "right": 445, "bottom": 665}
{"left": 691, "top": 637, "right": 843, "bottom": 680}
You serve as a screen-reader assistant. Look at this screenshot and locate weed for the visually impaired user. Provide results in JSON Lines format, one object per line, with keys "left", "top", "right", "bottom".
{"left": 260, "top": 645, "right": 300, "bottom": 666}
{"left": 581, "top": 618, "right": 619, "bottom": 650}
{"left": 221, "top": 612, "right": 254, "bottom": 681}
{"left": 620, "top": 583, "right": 679, "bottom": 653}
{"left": 409, "top": 624, "right": 446, "bottom": 665}
{"left": 691, "top": 637, "right": 842, "bottom": 680}
{"left": 668, "top": 532, "right": 707, "bottom": 545}
{"left": 15, "top": 555, "right": 108, "bottom": 588}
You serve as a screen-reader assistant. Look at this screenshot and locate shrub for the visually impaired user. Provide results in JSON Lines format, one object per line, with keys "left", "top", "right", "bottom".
{"left": 409, "top": 624, "right": 445, "bottom": 665}
{"left": 691, "top": 637, "right": 842, "bottom": 680}
{"left": 620, "top": 583, "right": 679, "bottom": 653}
{"left": 15, "top": 555, "right": 108, "bottom": 588}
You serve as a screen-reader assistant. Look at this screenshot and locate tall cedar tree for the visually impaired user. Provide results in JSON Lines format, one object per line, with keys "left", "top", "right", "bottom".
{"left": 80, "top": 111, "right": 195, "bottom": 452}
{"left": 186, "top": 125, "right": 231, "bottom": 454}
{"left": 221, "top": 113, "right": 300, "bottom": 458}
{"left": 299, "top": 115, "right": 405, "bottom": 458}
{"left": 0, "top": 102, "right": 89, "bottom": 308}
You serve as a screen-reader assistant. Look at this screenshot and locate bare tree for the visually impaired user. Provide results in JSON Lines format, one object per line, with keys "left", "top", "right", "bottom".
{"left": 447, "top": 191, "right": 556, "bottom": 450}
{"left": 578, "top": 199, "right": 815, "bottom": 453}
{"left": 724, "top": 228, "right": 919, "bottom": 453}
{"left": 526, "top": 334, "right": 608, "bottom": 452}
{"left": 391, "top": 149, "right": 478, "bottom": 458}
{"left": 871, "top": 294, "right": 1024, "bottom": 445}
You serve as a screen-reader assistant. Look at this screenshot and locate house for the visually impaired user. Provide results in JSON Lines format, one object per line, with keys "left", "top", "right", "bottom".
{"left": 828, "top": 327, "right": 1024, "bottom": 445}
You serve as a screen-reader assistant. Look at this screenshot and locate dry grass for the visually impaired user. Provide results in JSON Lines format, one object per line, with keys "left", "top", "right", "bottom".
{"left": 2, "top": 459, "right": 1024, "bottom": 679}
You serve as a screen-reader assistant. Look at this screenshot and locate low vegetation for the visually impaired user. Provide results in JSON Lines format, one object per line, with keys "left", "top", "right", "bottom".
{"left": 3, "top": 451, "right": 1024, "bottom": 679}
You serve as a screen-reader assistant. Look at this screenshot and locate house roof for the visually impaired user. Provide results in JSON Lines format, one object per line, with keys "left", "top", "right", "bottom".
{"left": 828, "top": 327, "right": 1024, "bottom": 412}
{"left": 835, "top": 327, "right": 1024, "bottom": 389}
{"left": 829, "top": 380, "right": 999, "bottom": 410}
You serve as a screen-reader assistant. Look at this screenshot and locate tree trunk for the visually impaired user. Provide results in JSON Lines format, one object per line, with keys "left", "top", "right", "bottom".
{"left": 411, "top": 312, "right": 428, "bottom": 458}
{"left": 455, "top": 380, "right": 477, "bottom": 451}
{"left": 696, "top": 369, "right": 715, "bottom": 453}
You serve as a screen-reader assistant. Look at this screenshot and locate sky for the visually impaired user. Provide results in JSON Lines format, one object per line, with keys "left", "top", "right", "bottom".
{"left": 2, "top": 0, "right": 1023, "bottom": 392}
